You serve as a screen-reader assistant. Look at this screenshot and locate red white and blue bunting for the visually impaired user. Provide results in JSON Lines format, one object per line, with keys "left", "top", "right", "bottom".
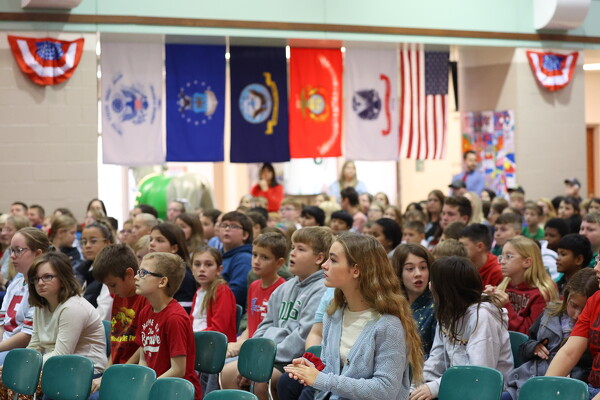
{"left": 7, "top": 35, "right": 84, "bottom": 86}
{"left": 526, "top": 50, "right": 578, "bottom": 91}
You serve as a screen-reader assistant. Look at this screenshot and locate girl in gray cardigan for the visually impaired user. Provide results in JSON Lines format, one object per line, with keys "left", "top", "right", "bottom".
{"left": 410, "top": 256, "right": 513, "bottom": 400}
{"left": 283, "top": 233, "right": 424, "bottom": 400}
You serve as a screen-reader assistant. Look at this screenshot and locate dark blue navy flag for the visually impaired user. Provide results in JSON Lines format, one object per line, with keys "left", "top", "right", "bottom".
{"left": 166, "top": 44, "right": 225, "bottom": 161}
{"left": 230, "top": 46, "right": 290, "bottom": 163}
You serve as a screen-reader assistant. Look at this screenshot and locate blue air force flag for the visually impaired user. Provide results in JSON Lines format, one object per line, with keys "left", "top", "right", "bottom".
{"left": 101, "top": 41, "right": 163, "bottom": 166}
{"left": 166, "top": 44, "right": 226, "bottom": 162}
{"left": 230, "top": 46, "right": 290, "bottom": 163}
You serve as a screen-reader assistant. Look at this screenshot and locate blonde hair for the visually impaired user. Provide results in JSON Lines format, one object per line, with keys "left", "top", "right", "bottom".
{"left": 537, "top": 197, "right": 557, "bottom": 219}
{"left": 327, "top": 233, "right": 423, "bottom": 383}
{"left": 48, "top": 214, "right": 77, "bottom": 242}
{"left": 465, "top": 191, "right": 485, "bottom": 224}
{"left": 142, "top": 252, "right": 185, "bottom": 297}
{"left": 507, "top": 236, "right": 558, "bottom": 302}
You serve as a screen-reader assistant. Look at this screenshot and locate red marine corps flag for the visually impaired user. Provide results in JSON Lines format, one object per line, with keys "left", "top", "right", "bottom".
{"left": 7, "top": 35, "right": 84, "bottom": 86}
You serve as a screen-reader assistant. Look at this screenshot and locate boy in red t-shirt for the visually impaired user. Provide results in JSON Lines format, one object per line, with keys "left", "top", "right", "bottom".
{"left": 133, "top": 252, "right": 201, "bottom": 399}
{"left": 227, "top": 231, "right": 287, "bottom": 358}
{"left": 89, "top": 244, "right": 149, "bottom": 394}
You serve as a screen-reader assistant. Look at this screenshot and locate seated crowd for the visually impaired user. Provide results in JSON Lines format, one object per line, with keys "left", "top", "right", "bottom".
{"left": 0, "top": 170, "right": 600, "bottom": 400}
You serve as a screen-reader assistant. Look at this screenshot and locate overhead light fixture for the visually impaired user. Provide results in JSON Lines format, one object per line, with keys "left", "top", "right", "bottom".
{"left": 583, "top": 63, "right": 600, "bottom": 71}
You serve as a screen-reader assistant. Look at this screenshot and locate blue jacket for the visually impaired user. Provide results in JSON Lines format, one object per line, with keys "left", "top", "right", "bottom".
{"left": 314, "top": 308, "right": 411, "bottom": 400}
{"left": 222, "top": 243, "right": 252, "bottom": 309}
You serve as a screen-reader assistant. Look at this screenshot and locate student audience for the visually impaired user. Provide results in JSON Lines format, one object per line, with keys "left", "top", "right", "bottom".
{"left": 3, "top": 173, "right": 600, "bottom": 400}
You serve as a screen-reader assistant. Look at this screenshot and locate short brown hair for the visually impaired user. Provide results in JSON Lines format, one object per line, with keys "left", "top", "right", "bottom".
{"left": 221, "top": 211, "right": 254, "bottom": 244}
{"left": 432, "top": 239, "right": 468, "bottom": 259}
{"left": 253, "top": 231, "right": 289, "bottom": 260}
{"left": 142, "top": 252, "right": 185, "bottom": 297}
{"left": 495, "top": 212, "right": 522, "bottom": 231}
{"left": 291, "top": 227, "right": 334, "bottom": 266}
{"left": 28, "top": 252, "right": 81, "bottom": 309}
{"left": 93, "top": 244, "right": 139, "bottom": 281}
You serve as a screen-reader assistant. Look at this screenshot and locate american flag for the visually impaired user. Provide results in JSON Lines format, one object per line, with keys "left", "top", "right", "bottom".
{"left": 399, "top": 44, "right": 449, "bottom": 160}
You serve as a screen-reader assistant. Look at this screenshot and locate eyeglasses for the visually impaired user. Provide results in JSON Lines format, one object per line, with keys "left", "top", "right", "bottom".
{"left": 137, "top": 268, "right": 165, "bottom": 279}
{"left": 31, "top": 274, "right": 56, "bottom": 285}
{"left": 498, "top": 254, "right": 518, "bottom": 263}
{"left": 219, "top": 224, "right": 243, "bottom": 231}
{"left": 81, "top": 238, "right": 106, "bottom": 246}
{"left": 9, "top": 247, "right": 30, "bottom": 257}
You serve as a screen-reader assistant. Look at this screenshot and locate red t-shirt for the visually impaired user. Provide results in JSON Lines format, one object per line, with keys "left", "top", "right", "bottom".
{"left": 110, "top": 294, "right": 149, "bottom": 364}
{"left": 505, "top": 282, "right": 548, "bottom": 334}
{"left": 572, "top": 291, "right": 600, "bottom": 387}
{"left": 479, "top": 252, "right": 503, "bottom": 287}
{"left": 247, "top": 277, "right": 286, "bottom": 337}
{"left": 250, "top": 184, "right": 284, "bottom": 212}
{"left": 135, "top": 299, "right": 201, "bottom": 399}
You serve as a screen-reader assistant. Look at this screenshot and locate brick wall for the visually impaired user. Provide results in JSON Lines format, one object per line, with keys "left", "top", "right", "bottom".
{"left": 0, "top": 32, "right": 98, "bottom": 221}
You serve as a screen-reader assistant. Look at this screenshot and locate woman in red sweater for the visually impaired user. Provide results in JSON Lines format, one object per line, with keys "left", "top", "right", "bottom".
{"left": 250, "top": 163, "right": 284, "bottom": 212}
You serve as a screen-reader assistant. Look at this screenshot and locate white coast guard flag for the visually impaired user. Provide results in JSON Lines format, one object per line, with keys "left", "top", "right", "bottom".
{"left": 344, "top": 48, "right": 399, "bottom": 160}
{"left": 101, "top": 41, "right": 164, "bottom": 166}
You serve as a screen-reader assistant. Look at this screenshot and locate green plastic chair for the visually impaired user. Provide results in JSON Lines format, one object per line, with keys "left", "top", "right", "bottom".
{"left": 149, "top": 377, "right": 195, "bottom": 400}
{"left": 305, "top": 345, "right": 322, "bottom": 358}
{"left": 99, "top": 364, "right": 156, "bottom": 400}
{"left": 438, "top": 365, "right": 503, "bottom": 400}
{"left": 41, "top": 355, "right": 94, "bottom": 400}
{"left": 2, "top": 348, "right": 43, "bottom": 400}
{"left": 204, "top": 389, "right": 259, "bottom": 400}
{"left": 509, "top": 330, "right": 528, "bottom": 368}
{"left": 519, "top": 376, "right": 588, "bottom": 400}
{"left": 238, "top": 338, "right": 277, "bottom": 398}
{"left": 102, "top": 319, "right": 111, "bottom": 357}
{"left": 236, "top": 304, "right": 243, "bottom": 333}
{"left": 194, "top": 331, "right": 228, "bottom": 374}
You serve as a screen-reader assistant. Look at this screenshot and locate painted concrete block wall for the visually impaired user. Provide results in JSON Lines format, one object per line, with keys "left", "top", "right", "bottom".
{"left": 459, "top": 46, "right": 587, "bottom": 200}
{"left": 0, "top": 32, "right": 98, "bottom": 220}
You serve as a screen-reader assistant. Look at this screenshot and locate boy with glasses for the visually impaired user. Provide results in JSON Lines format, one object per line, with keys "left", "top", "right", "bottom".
{"left": 219, "top": 211, "right": 253, "bottom": 309}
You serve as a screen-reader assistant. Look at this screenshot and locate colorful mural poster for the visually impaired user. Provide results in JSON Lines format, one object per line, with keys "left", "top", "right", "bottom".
{"left": 461, "top": 110, "right": 516, "bottom": 195}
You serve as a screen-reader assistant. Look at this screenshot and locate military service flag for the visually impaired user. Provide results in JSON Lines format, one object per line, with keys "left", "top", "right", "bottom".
{"left": 344, "top": 48, "right": 399, "bottom": 161}
{"left": 289, "top": 48, "right": 343, "bottom": 158}
{"left": 166, "top": 44, "right": 226, "bottom": 161}
{"left": 230, "top": 46, "right": 290, "bottom": 163}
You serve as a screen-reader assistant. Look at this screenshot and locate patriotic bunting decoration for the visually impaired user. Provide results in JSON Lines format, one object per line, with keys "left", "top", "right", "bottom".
{"left": 7, "top": 35, "right": 84, "bottom": 86}
{"left": 526, "top": 50, "right": 578, "bottom": 91}
{"left": 399, "top": 43, "right": 449, "bottom": 160}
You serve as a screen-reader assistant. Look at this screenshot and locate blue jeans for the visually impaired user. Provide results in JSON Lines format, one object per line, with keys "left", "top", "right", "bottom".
{"left": 277, "top": 372, "right": 316, "bottom": 400}
{"left": 589, "top": 384, "right": 600, "bottom": 400}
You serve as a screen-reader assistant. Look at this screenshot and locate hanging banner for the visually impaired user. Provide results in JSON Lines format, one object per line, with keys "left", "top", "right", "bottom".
{"left": 166, "top": 44, "right": 225, "bottom": 162}
{"left": 461, "top": 110, "right": 516, "bottom": 195}
{"left": 230, "top": 46, "right": 290, "bottom": 163}
{"left": 289, "top": 48, "right": 343, "bottom": 158}
{"left": 526, "top": 50, "right": 578, "bottom": 91}
{"left": 344, "top": 48, "right": 399, "bottom": 161}
{"left": 8, "top": 35, "right": 84, "bottom": 86}
{"left": 399, "top": 43, "right": 449, "bottom": 160}
{"left": 101, "top": 41, "right": 163, "bottom": 166}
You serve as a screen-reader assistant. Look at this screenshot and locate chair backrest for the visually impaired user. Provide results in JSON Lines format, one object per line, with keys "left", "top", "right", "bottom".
{"left": 519, "top": 376, "right": 588, "bottom": 400}
{"left": 237, "top": 338, "right": 277, "bottom": 383}
{"left": 102, "top": 319, "right": 111, "bottom": 357}
{"left": 204, "top": 389, "right": 259, "bottom": 400}
{"left": 305, "top": 345, "right": 322, "bottom": 358}
{"left": 236, "top": 305, "right": 243, "bottom": 333}
{"left": 99, "top": 364, "right": 156, "bottom": 400}
{"left": 509, "top": 330, "right": 528, "bottom": 368}
{"left": 2, "top": 348, "right": 43, "bottom": 396}
{"left": 438, "top": 365, "right": 503, "bottom": 400}
{"left": 41, "top": 355, "right": 94, "bottom": 400}
{"left": 149, "top": 377, "right": 195, "bottom": 400}
{"left": 194, "top": 331, "right": 228, "bottom": 374}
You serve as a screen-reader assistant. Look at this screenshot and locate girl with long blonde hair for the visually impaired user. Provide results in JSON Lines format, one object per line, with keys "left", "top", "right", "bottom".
{"left": 284, "top": 233, "right": 423, "bottom": 400}
{"left": 484, "top": 236, "right": 558, "bottom": 334}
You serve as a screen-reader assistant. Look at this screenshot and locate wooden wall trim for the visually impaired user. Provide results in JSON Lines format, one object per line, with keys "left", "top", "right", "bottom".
{"left": 2, "top": 12, "right": 600, "bottom": 44}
